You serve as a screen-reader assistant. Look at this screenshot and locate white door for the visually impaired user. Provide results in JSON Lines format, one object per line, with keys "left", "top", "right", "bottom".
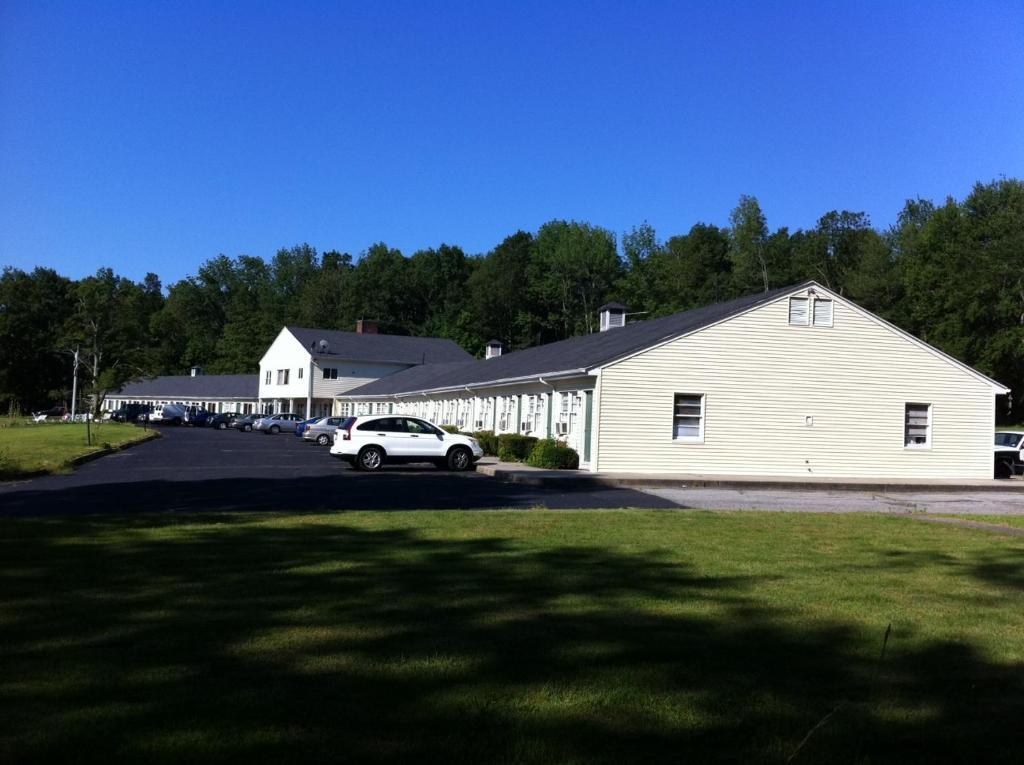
{"left": 403, "top": 418, "right": 447, "bottom": 458}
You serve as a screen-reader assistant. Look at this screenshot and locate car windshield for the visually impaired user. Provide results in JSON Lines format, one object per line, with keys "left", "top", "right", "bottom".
{"left": 995, "top": 433, "right": 1023, "bottom": 447}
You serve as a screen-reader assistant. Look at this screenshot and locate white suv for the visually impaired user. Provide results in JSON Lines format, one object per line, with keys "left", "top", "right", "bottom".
{"left": 330, "top": 415, "right": 483, "bottom": 471}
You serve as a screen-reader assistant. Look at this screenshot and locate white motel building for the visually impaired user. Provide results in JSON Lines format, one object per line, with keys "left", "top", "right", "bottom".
{"left": 110, "top": 282, "right": 1010, "bottom": 479}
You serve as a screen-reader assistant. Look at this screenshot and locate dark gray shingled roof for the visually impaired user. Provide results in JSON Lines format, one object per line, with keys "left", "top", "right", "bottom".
{"left": 286, "top": 326, "right": 474, "bottom": 364}
{"left": 345, "top": 282, "right": 812, "bottom": 397}
{"left": 116, "top": 374, "right": 259, "bottom": 399}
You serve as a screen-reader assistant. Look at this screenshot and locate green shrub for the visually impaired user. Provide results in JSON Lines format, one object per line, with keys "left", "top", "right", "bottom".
{"left": 526, "top": 438, "right": 580, "bottom": 470}
{"left": 440, "top": 424, "right": 462, "bottom": 434}
{"left": 470, "top": 430, "right": 499, "bottom": 456}
{"left": 497, "top": 433, "right": 538, "bottom": 462}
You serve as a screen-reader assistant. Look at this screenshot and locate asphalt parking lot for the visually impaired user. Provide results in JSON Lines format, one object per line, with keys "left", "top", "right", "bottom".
{"left": 2, "top": 426, "right": 1021, "bottom": 518}
{"left": 0, "top": 425, "right": 678, "bottom": 515}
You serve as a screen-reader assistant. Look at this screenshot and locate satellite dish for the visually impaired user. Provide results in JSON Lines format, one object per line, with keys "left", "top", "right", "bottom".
{"left": 318, "top": 339, "right": 329, "bottom": 353}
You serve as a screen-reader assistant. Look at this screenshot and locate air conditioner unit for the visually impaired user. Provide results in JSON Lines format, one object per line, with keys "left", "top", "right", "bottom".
{"left": 555, "top": 422, "right": 568, "bottom": 436}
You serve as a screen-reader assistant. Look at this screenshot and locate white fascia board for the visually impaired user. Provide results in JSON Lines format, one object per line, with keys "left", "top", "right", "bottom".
{"left": 338, "top": 369, "right": 590, "bottom": 400}
{"left": 591, "top": 281, "right": 1011, "bottom": 395}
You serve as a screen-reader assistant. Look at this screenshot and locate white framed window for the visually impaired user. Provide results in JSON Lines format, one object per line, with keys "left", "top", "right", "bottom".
{"left": 264, "top": 370, "right": 272, "bottom": 385}
{"left": 812, "top": 298, "right": 833, "bottom": 326}
{"left": 789, "top": 297, "right": 809, "bottom": 325}
{"left": 673, "top": 394, "right": 705, "bottom": 441}
{"left": 298, "top": 367, "right": 303, "bottom": 380}
{"left": 904, "top": 403, "right": 931, "bottom": 448}
{"left": 276, "top": 369, "right": 290, "bottom": 385}
{"left": 322, "top": 367, "right": 338, "bottom": 380}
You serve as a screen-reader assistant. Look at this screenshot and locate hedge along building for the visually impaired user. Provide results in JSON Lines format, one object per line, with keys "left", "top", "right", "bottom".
{"left": 339, "top": 282, "right": 1011, "bottom": 479}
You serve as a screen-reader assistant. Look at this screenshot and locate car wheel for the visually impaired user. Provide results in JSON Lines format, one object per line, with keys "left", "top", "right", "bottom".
{"left": 995, "top": 460, "right": 1013, "bottom": 479}
{"left": 316, "top": 434, "right": 330, "bottom": 446}
{"left": 243, "top": 424, "right": 252, "bottom": 432}
{"left": 218, "top": 422, "right": 227, "bottom": 430}
{"left": 270, "top": 425, "right": 280, "bottom": 434}
{"left": 356, "top": 446, "right": 384, "bottom": 471}
{"left": 447, "top": 446, "right": 473, "bottom": 471}
{"left": 172, "top": 417, "right": 182, "bottom": 426}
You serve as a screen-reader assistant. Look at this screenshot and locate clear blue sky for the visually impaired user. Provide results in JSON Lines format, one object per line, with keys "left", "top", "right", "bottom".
{"left": 2, "top": 1, "right": 1022, "bottom": 284}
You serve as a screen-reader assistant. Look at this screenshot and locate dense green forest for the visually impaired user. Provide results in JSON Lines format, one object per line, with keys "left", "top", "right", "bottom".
{"left": 2, "top": 179, "right": 1022, "bottom": 420}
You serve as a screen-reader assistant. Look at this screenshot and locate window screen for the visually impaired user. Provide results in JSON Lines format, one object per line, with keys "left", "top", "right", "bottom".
{"left": 904, "top": 403, "right": 930, "bottom": 447}
{"left": 673, "top": 394, "right": 704, "bottom": 440}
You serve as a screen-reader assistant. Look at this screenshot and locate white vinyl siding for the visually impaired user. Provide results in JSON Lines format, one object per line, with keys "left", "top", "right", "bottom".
{"left": 904, "top": 403, "right": 931, "bottom": 448}
{"left": 813, "top": 299, "right": 833, "bottom": 326}
{"left": 789, "top": 297, "right": 809, "bottom": 325}
{"left": 597, "top": 291, "right": 996, "bottom": 479}
{"left": 673, "top": 394, "right": 704, "bottom": 441}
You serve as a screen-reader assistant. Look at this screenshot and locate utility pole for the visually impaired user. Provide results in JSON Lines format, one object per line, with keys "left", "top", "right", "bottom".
{"left": 70, "top": 347, "right": 80, "bottom": 421}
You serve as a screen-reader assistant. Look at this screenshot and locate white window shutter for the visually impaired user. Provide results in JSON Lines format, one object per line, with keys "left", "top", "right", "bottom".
{"left": 789, "top": 297, "right": 809, "bottom": 325}
{"left": 813, "top": 299, "right": 833, "bottom": 326}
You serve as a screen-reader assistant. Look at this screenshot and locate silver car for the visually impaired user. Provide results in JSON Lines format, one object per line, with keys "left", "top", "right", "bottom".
{"left": 253, "top": 413, "right": 303, "bottom": 434}
{"left": 303, "top": 416, "right": 349, "bottom": 446}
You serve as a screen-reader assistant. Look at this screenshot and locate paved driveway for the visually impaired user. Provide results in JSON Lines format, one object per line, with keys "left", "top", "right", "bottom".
{"left": 0, "top": 426, "right": 677, "bottom": 515}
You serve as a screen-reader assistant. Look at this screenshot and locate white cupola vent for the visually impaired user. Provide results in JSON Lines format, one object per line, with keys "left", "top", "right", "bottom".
{"left": 485, "top": 339, "right": 503, "bottom": 359}
{"left": 599, "top": 303, "right": 628, "bottom": 331}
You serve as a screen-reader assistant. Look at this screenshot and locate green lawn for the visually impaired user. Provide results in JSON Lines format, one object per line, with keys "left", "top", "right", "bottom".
{"left": 940, "top": 514, "right": 1024, "bottom": 530}
{"left": 0, "top": 421, "right": 153, "bottom": 478}
{"left": 1, "top": 511, "right": 1022, "bottom": 764}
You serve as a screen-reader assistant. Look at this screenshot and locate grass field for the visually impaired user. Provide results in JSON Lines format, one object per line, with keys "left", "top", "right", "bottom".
{"left": 1, "top": 510, "right": 1022, "bottom": 764}
{"left": 0, "top": 421, "right": 152, "bottom": 478}
{"left": 942, "top": 515, "right": 1024, "bottom": 530}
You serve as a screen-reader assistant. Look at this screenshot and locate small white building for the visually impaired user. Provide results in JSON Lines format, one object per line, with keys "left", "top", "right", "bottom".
{"left": 258, "top": 321, "right": 474, "bottom": 418}
{"left": 340, "top": 282, "right": 1011, "bottom": 479}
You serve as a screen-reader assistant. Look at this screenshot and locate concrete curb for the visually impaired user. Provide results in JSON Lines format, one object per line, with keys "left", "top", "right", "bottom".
{"left": 476, "top": 462, "right": 1024, "bottom": 494}
{"left": 67, "top": 429, "right": 161, "bottom": 469}
{"left": 1, "top": 428, "right": 160, "bottom": 484}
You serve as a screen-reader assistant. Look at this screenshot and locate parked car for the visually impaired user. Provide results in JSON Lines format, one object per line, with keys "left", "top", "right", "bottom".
{"left": 294, "top": 416, "right": 323, "bottom": 437}
{"left": 32, "top": 405, "right": 67, "bottom": 420}
{"left": 110, "top": 403, "right": 151, "bottom": 423}
{"left": 253, "top": 413, "right": 304, "bottom": 434}
{"left": 183, "top": 407, "right": 212, "bottom": 426}
{"left": 230, "top": 413, "right": 261, "bottom": 432}
{"left": 206, "top": 411, "right": 240, "bottom": 430}
{"left": 329, "top": 415, "right": 483, "bottom": 471}
{"left": 994, "top": 431, "right": 1024, "bottom": 478}
{"left": 141, "top": 404, "right": 210, "bottom": 426}
{"left": 303, "top": 416, "right": 348, "bottom": 446}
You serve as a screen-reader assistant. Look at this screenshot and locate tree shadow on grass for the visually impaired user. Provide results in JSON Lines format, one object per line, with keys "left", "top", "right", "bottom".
{"left": 0, "top": 474, "right": 681, "bottom": 515}
{"left": 0, "top": 515, "right": 1022, "bottom": 764}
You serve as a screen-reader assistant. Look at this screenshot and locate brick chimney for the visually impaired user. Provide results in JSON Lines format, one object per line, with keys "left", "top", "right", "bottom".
{"left": 356, "top": 319, "right": 379, "bottom": 334}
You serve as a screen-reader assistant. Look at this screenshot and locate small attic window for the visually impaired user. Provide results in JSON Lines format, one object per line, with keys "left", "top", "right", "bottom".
{"left": 789, "top": 297, "right": 809, "bottom": 325}
{"left": 813, "top": 299, "right": 833, "bottom": 326}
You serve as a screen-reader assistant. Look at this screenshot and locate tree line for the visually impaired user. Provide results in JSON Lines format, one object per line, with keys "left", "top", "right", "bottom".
{"left": 1, "top": 178, "right": 1021, "bottom": 420}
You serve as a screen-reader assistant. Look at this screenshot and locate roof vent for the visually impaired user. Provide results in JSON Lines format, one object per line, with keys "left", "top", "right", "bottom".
{"left": 485, "top": 340, "right": 503, "bottom": 359}
{"left": 599, "top": 303, "right": 628, "bottom": 332}
{"left": 189, "top": 366, "right": 203, "bottom": 377}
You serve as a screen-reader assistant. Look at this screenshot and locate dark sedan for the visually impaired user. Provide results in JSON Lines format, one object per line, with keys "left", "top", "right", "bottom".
{"left": 230, "top": 413, "right": 261, "bottom": 432}
{"left": 206, "top": 412, "right": 240, "bottom": 430}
